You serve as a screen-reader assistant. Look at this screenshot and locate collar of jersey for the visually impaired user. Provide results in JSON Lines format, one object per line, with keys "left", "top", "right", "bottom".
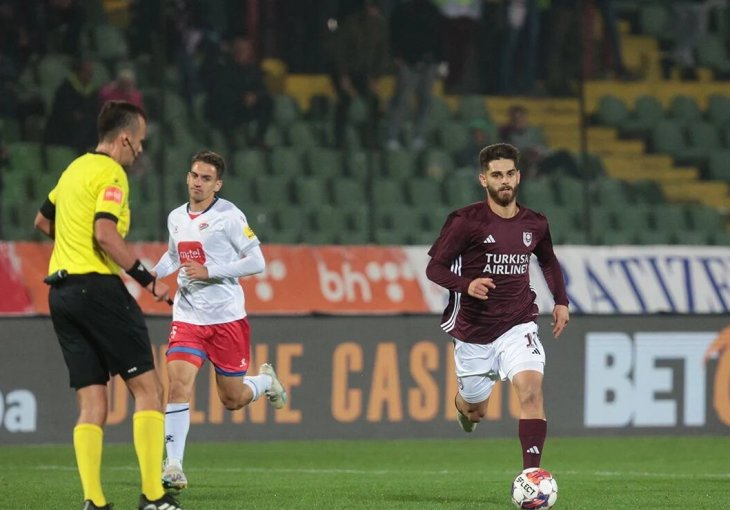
{"left": 187, "top": 196, "right": 219, "bottom": 216}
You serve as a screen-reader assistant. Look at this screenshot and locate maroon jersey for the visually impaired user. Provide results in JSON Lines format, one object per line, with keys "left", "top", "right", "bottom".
{"left": 426, "top": 201, "right": 568, "bottom": 344}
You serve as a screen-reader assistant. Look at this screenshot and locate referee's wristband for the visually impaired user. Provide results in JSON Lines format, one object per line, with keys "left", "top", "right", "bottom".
{"left": 126, "top": 259, "right": 154, "bottom": 287}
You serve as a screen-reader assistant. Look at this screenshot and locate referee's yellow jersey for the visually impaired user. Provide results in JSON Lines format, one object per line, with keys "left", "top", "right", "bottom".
{"left": 46, "top": 153, "right": 131, "bottom": 276}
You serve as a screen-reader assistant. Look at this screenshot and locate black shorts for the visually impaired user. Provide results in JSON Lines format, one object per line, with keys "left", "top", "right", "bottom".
{"left": 49, "top": 273, "right": 155, "bottom": 389}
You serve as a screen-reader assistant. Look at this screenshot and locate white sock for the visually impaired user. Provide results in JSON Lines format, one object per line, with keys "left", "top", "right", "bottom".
{"left": 243, "top": 374, "right": 273, "bottom": 401}
{"left": 165, "top": 403, "right": 190, "bottom": 465}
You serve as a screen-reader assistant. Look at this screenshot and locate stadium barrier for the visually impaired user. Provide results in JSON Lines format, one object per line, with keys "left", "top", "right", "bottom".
{"left": 1, "top": 242, "right": 729, "bottom": 315}
{"left": 1, "top": 315, "right": 728, "bottom": 444}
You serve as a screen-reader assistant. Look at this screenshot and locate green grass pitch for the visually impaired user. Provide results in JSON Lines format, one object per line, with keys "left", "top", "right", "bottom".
{"left": 0, "top": 436, "right": 727, "bottom": 509}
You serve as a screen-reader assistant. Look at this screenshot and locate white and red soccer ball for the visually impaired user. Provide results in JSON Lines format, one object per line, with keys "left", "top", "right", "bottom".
{"left": 511, "top": 467, "right": 558, "bottom": 509}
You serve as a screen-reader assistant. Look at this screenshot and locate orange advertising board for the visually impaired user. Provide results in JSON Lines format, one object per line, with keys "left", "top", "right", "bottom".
{"left": 2, "top": 242, "right": 432, "bottom": 315}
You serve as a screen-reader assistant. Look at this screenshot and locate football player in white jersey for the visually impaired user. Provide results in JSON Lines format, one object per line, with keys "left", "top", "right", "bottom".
{"left": 153, "top": 150, "right": 287, "bottom": 490}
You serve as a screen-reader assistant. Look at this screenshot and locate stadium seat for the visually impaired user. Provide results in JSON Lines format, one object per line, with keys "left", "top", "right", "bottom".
{"left": 219, "top": 175, "right": 255, "bottom": 205}
{"left": 331, "top": 177, "right": 366, "bottom": 206}
{"left": 437, "top": 121, "right": 470, "bottom": 154}
{"left": 707, "top": 94, "right": 730, "bottom": 126}
{"left": 685, "top": 121, "right": 722, "bottom": 152}
{"left": 293, "top": 177, "right": 330, "bottom": 207}
{"left": 612, "top": 203, "right": 653, "bottom": 237}
{"left": 406, "top": 179, "right": 443, "bottom": 206}
{"left": 668, "top": 95, "right": 702, "bottom": 124}
{"left": 695, "top": 34, "right": 730, "bottom": 78}
{"left": 422, "top": 148, "right": 455, "bottom": 180}
{"left": 310, "top": 205, "right": 347, "bottom": 237}
{"left": 306, "top": 148, "right": 343, "bottom": 179}
{"left": 345, "top": 149, "right": 371, "bottom": 181}
{"left": 270, "top": 147, "right": 304, "bottom": 178}
{"left": 44, "top": 145, "right": 78, "bottom": 173}
{"left": 707, "top": 149, "right": 730, "bottom": 182}
{"left": 287, "top": 121, "right": 319, "bottom": 149}
{"left": 651, "top": 204, "right": 690, "bottom": 233}
{"left": 593, "top": 176, "right": 627, "bottom": 207}
{"left": 419, "top": 205, "right": 452, "bottom": 232}
{"left": 442, "top": 173, "right": 483, "bottom": 207}
{"left": 254, "top": 175, "right": 292, "bottom": 203}
{"left": 623, "top": 95, "right": 665, "bottom": 138}
{"left": 232, "top": 148, "right": 268, "bottom": 179}
{"left": 711, "top": 230, "right": 730, "bottom": 245}
{"left": 636, "top": 230, "right": 675, "bottom": 245}
{"left": 687, "top": 204, "right": 726, "bottom": 234}
{"left": 7, "top": 142, "right": 44, "bottom": 174}
{"left": 272, "top": 95, "right": 300, "bottom": 127}
{"left": 86, "top": 24, "right": 129, "bottom": 60}
{"left": 457, "top": 95, "right": 490, "bottom": 122}
{"left": 628, "top": 180, "right": 666, "bottom": 205}
{"left": 596, "top": 95, "right": 630, "bottom": 130}
{"left": 651, "top": 120, "right": 705, "bottom": 166}
{"left": 372, "top": 179, "right": 406, "bottom": 204}
{"left": 597, "top": 229, "right": 634, "bottom": 246}
{"left": 638, "top": 2, "right": 671, "bottom": 40}
{"left": 383, "top": 149, "right": 417, "bottom": 180}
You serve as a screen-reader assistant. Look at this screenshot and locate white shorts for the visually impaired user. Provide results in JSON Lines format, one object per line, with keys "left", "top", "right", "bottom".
{"left": 453, "top": 321, "right": 545, "bottom": 404}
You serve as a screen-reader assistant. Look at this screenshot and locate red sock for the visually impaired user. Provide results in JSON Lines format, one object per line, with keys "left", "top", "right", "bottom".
{"left": 519, "top": 419, "right": 547, "bottom": 468}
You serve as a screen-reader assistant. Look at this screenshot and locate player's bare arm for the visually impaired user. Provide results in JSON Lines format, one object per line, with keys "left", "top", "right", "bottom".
{"left": 95, "top": 217, "right": 170, "bottom": 302}
{"left": 181, "top": 260, "right": 209, "bottom": 280}
{"left": 468, "top": 277, "right": 496, "bottom": 300}
{"left": 551, "top": 304, "right": 569, "bottom": 338}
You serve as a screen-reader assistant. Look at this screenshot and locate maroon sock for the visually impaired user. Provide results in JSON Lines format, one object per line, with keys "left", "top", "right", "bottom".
{"left": 519, "top": 419, "right": 547, "bottom": 468}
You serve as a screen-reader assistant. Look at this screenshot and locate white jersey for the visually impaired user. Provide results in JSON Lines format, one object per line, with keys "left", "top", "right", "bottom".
{"left": 154, "top": 197, "right": 262, "bottom": 325}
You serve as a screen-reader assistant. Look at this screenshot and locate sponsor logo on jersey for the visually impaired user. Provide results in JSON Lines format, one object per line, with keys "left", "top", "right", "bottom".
{"left": 178, "top": 241, "right": 207, "bottom": 264}
{"left": 199, "top": 222, "right": 209, "bottom": 231}
{"left": 103, "top": 186, "right": 123, "bottom": 204}
{"left": 244, "top": 225, "right": 256, "bottom": 239}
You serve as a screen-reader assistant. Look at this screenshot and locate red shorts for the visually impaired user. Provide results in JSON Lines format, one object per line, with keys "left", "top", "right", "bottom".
{"left": 166, "top": 318, "right": 251, "bottom": 376}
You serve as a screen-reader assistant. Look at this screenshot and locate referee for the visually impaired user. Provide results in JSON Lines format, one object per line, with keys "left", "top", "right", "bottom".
{"left": 34, "top": 101, "right": 184, "bottom": 510}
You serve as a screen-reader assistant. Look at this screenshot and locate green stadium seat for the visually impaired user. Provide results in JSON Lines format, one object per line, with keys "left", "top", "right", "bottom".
{"left": 597, "top": 229, "right": 634, "bottom": 246}
{"left": 678, "top": 231, "right": 711, "bottom": 245}
{"left": 707, "top": 94, "right": 730, "bottom": 126}
{"left": 346, "top": 205, "right": 370, "bottom": 233}
{"left": 263, "top": 124, "right": 284, "bottom": 147}
{"left": 596, "top": 95, "right": 630, "bottom": 129}
{"left": 347, "top": 96, "right": 370, "bottom": 125}
{"left": 696, "top": 34, "right": 730, "bottom": 78}
{"left": 668, "top": 95, "right": 703, "bottom": 124}
{"left": 407, "top": 179, "right": 443, "bottom": 206}
{"left": 272, "top": 95, "right": 300, "bottom": 126}
{"left": 553, "top": 176, "right": 585, "bottom": 208}
{"left": 232, "top": 148, "right": 268, "bottom": 179}
{"left": 310, "top": 205, "right": 347, "bottom": 235}
{"left": 86, "top": 24, "right": 129, "bottom": 60}
{"left": 613, "top": 204, "right": 653, "bottom": 237}
{"left": 422, "top": 149, "right": 455, "bottom": 180}
{"left": 442, "top": 173, "right": 483, "bottom": 208}
{"left": 624, "top": 95, "right": 665, "bottom": 137}
{"left": 710, "top": 230, "right": 730, "bottom": 245}
{"left": 0, "top": 117, "right": 22, "bottom": 143}
{"left": 437, "top": 121, "right": 470, "bottom": 154}
{"left": 331, "top": 177, "right": 366, "bottom": 205}
{"left": 7, "top": 142, "right": 44, "bottom": 174}
{"left": 306, "top": 148, "right": 343, "bottom": 179}
{"left": 244, "top": 203, "right": 276, "bottom": 231}
{"left": 687, "top": 204, "right": 726, "bottom": 234}
{"left": 593, "top": 176, "right": 627, "bottom": 207}
{"left": 45, "top": 145, "right": 78, "bottom": 174}
{"left": 419, "top": 205, "right": 452, "bottom": 232}
{"left": 457, "top": 95, "right": 490, "bottom": 122}
{"left": 287, "top": 121, "right": 319, "bottom": 149}
{"left": 383, "top": 149, "right": 417, "bottom": 180}
{"left": 686, "top": 121, "right": 722, "bottom": 152}
{"left": 628, "top": 180, "right": 666, "bottom": 205}
{"left": 636, "top": 230, "right": 675, "bottom": 245}
{"left": 651, "top": 120, "right": 706, "bottom": 166}
{"left": 345, "top": 149, "right": 370, "bottom": 181}
{"left": 293, "top": 177, "right": 330, "bottom": 207}
{"left": 219, "top": 175, "right": 254, "bottom": 205}
{"left": 373, "top": 179, "right": 406, "bottom": 204}
{"left": 707, "top": 149, "right": 730, "bottom": 182}
{"left": 254, "top": 175, "right": 291, "bottom": 203}
{"left": 652, "top": 204, "right": 690, "bottom": 232}
{"left": 270, "top": 147, "right": 303, "bottom": 178}
{"left": 638, "top": 3, "right": 671, "bottom": 40}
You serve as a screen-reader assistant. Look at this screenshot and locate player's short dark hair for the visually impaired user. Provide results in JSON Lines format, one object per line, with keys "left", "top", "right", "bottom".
{"left": 97, "top": 100, "right": 147, "bottom": 142}
{"left": 479, "top": 142, "right": 521, "bottom": 171}
{"left": 191, "top": 150, "right": 226, "bottom": 179}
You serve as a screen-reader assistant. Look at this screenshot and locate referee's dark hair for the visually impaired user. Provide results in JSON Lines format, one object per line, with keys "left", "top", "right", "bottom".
{"left": 97, "top": 100, "right": 147, "bottom": 142}
{"left": 191, "top": 150, "right": 226, "bottom": 179}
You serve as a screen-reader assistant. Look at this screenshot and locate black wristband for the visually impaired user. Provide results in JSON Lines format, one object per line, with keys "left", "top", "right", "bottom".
{"left": 126, "top": 259, "right": 154, "bottom": 287}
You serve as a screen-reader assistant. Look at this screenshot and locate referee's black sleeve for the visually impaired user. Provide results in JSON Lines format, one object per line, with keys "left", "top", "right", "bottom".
{"left": 39, "top": 198, "right": 56, "bottom": 220}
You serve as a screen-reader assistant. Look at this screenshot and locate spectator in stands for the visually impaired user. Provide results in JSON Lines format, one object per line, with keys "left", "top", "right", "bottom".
{"left": 99, "top": 68, "right": 145, "bottom": 111}
{"left": 456, "top": 118, "right": 494, "bottom": 172}
{"left": 666, "top": 0, "right": 726, "bottom": 80}
{"left": 543, "top": 0, "right": 580, "bottom": 96}
{"left": 434, "top": 0, "right": 481, "bottom": 94}
{"left": 43, "top": 0, "right": 84, "bottom": 55}
{"left": 499, "top": 104, "right": 579, "bottom": 178}
{"left": 43, "top": 57, "right": 98, "bottom": 154}
{"left": 327, "top": 0, "right": 388, "bottom": 149}
{"left": 204, "top": 36, "right": 273, "bottom": 149}
{"left": 498, "top": 0, "right": 541, "bottom": 96}
{"left": 385, "top": 0, "right": 444, "bottom": 151}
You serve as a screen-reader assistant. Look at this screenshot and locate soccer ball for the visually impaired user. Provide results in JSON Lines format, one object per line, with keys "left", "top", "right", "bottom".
{"left": 511, "top": 467, "right": 558, "bottom": 508}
